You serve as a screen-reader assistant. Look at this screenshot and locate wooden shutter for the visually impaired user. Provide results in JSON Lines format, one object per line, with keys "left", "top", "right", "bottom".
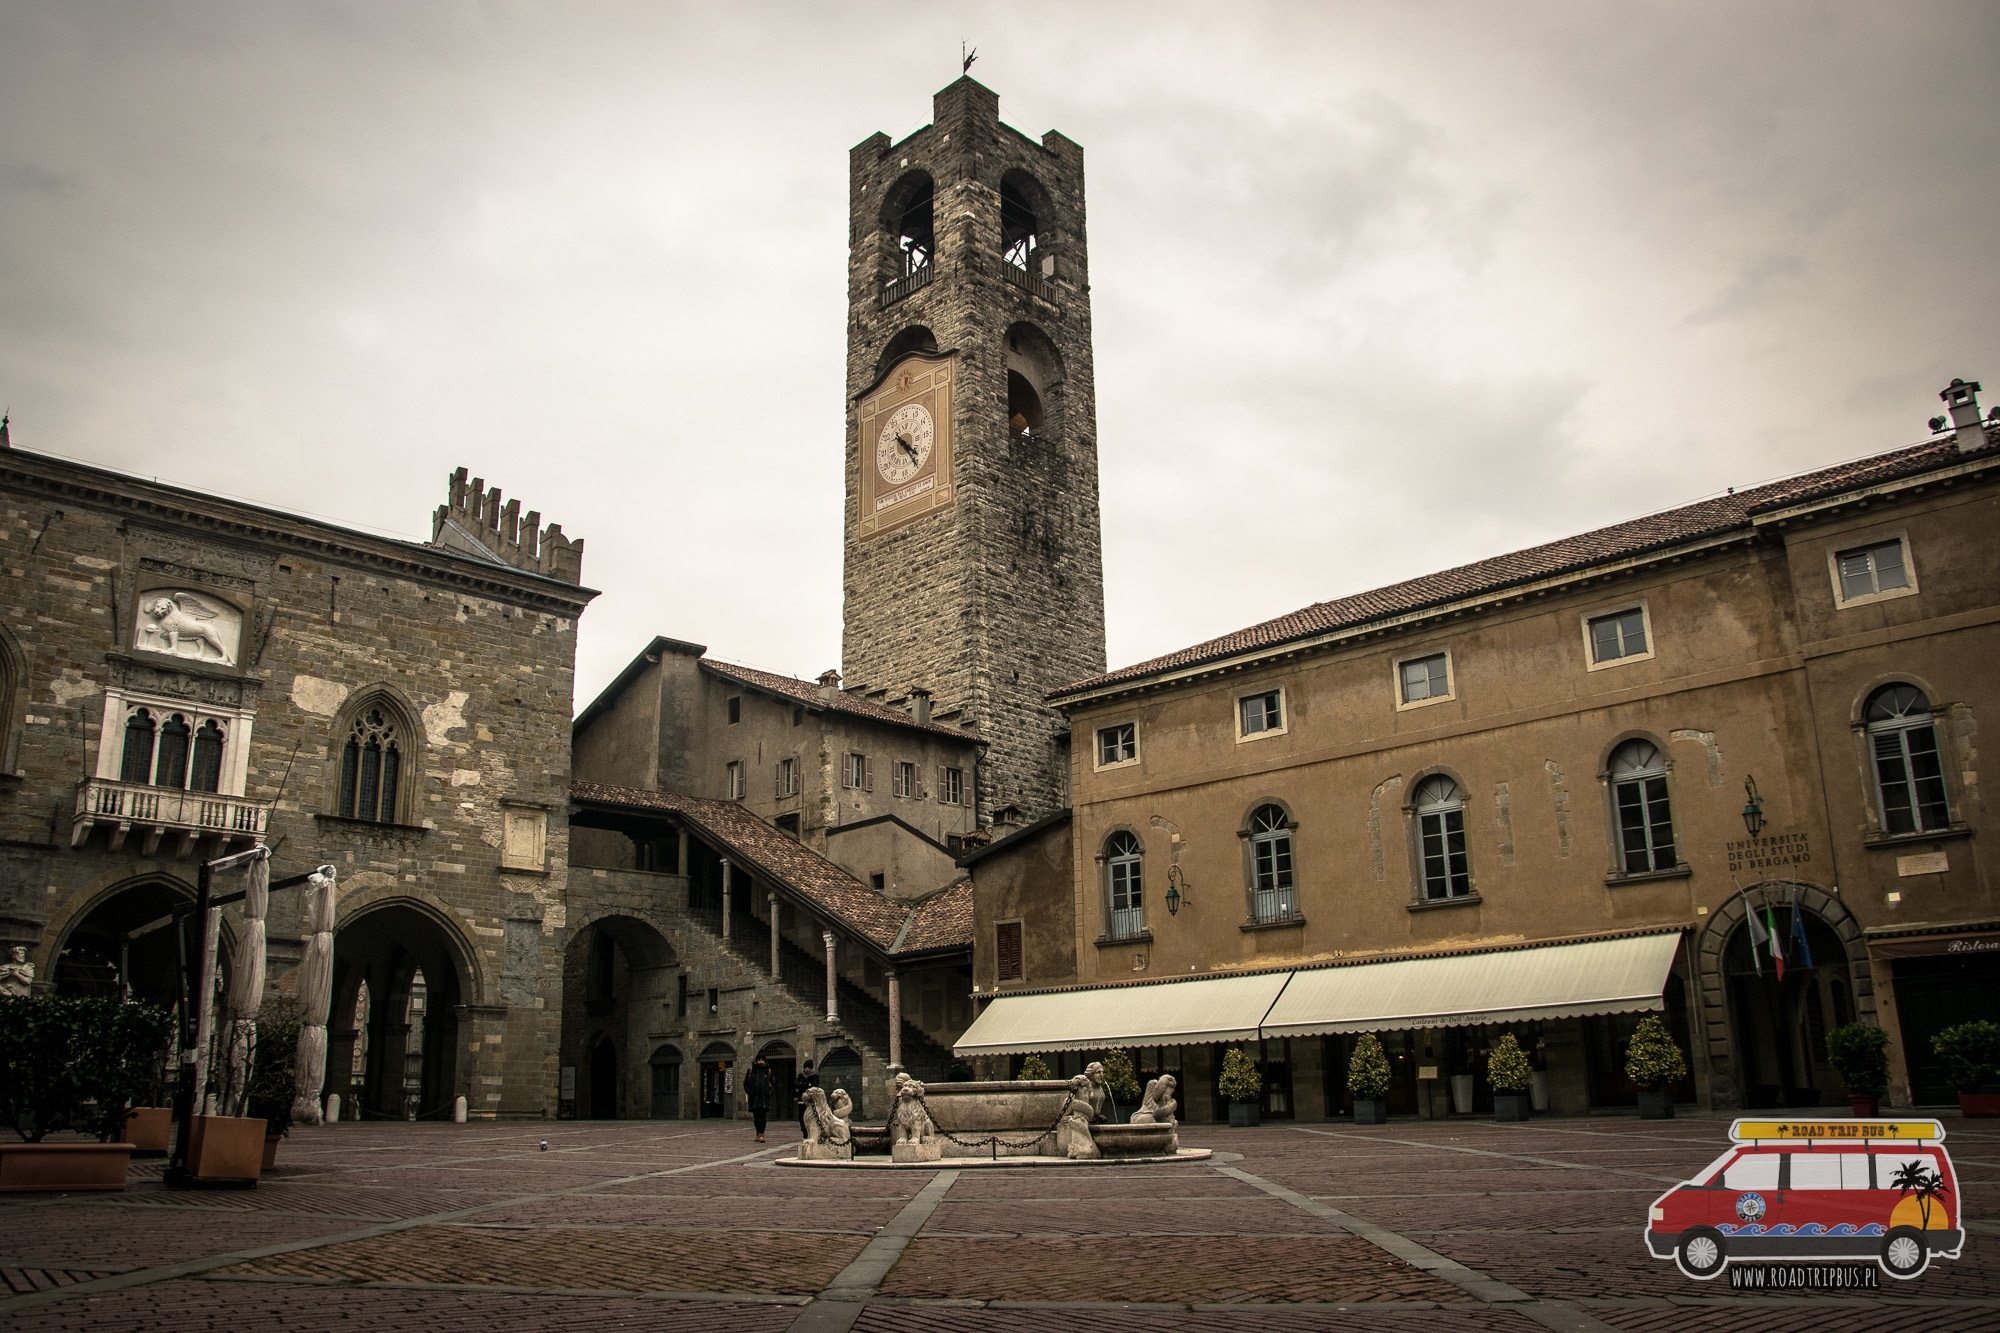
{"left": 996, "top": 921, "right": 1023, "bottom": 981}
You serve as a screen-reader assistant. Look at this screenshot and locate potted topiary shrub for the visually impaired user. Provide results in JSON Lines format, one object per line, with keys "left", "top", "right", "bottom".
{"left": 1095, "top": 1048, "right": 1142, "bottom": 1118}
{"left": 1625, "top": 1015, "right": 1687, "bottom": 1120}
{"left": 1015, "top": 1053, "right": 1052, "bottom": 1081}
{"left": 247, "top": 1000, "right": 302, "bottom": 1170}
{"left": 1933, "top": 1020, "right": 2000, "bottom": 1118}
{"left": 1488, "top": 1034, "right": 1533, "bottom": 1121}
{"left": 0, "top": 994, "right": 174, "bottom": 1192}
{"left": 1219, "top": 1047, "right": 1263, "bottom": 1127}
{"left": 1826, "top": 1023, "right": 1890, "bottom": 1117}
{"left": 1348, "top": 1033, "right": 1391, "bottom": 1124}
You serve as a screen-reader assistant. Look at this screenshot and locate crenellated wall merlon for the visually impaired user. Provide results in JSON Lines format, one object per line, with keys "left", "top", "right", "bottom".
{"left": 431, "top": 465, "right": 585, "bottom": 584}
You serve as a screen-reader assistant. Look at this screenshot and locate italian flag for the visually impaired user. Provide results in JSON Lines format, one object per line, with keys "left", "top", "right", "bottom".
{"left": 1766, "top": 902, "right": 1786, "bottom": 981}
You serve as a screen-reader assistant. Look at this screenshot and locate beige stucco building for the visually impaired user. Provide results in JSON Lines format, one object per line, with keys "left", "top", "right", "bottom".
{"left": 963, "top": 379, "right": 1999, "bottom": 1123}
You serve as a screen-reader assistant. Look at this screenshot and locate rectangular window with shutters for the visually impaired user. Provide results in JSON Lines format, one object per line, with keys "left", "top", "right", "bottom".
{"left": 894, "top": 761, "right": 917, "bottom": 798}
{"left": 843, "top": 752, "right": 870, "bottom": 789}
{"left": 1831, "top": 535, "right": 1917, "bottom": 607}
{"left": 938, "top": 766, "right": 965, "bottom": 804}
{"left": 725, "top": 760, "right": 744, "bottom": 800}
{"left": 1585, "top": 604, "right": 1654, "bottom": 668}
{"left": 776, "top": 757, "right": 798, "bottom": 797}
{"left": 996, "top": 921, "right": 1023, "bottom": 981}
{"left": 1396, "top": 651, "right": 1454, "bottom": 708}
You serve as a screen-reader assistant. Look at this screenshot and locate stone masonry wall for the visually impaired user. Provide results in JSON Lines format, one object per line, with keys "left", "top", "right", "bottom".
{"left": 0, "top": 451, "right": 591, "bottom": 1118}
{"left": 842, "top": 78, "right": 1107, "bottom": 822}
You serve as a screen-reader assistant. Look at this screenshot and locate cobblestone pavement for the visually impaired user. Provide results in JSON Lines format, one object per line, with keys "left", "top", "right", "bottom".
{"left": 1, "top": 1115, "right": 1995, "bottom": 1330}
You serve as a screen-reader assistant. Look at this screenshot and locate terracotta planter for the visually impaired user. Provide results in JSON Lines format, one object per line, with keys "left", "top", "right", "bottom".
{"left": 1847, "top": 1094, "right": 1882, "bottom": 1118}
{"left": 1958, "top": 1091, "right": 2000, "bottom": 1119}
{"left": 261, "top": 1134, "right": 281, "bottom": 1171}
{"left": 186, "top": 1115, "right": 267, "bottom": 1184}
{"left": 124, "top": 1106, "right": 172, "bottom": 1156}
{"left": 0, "top": 1141, "right": 134, "bottom": 1193}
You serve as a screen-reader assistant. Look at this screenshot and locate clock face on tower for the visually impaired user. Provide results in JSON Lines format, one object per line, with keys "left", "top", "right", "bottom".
{"left": 855, "top": 350, "right": 956, "bottom": 538}
{"left": 876, "top": 402, "right": 934, "bottom": 484}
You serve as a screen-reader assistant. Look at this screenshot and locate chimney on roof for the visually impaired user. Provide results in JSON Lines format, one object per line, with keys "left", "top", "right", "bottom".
{"left": 910, "top": 686, "right": 933, "bottom": 726}
{"left": 1941, "top": 378, "right": 1986, "bottom": 453}
{"left": 817, "top": 668, "right": 841, "bottom": 702}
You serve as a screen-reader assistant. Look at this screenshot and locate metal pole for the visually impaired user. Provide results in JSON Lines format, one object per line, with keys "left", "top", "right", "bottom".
{"left": 165, "top": 859, "right": 212, "bottom": 1185}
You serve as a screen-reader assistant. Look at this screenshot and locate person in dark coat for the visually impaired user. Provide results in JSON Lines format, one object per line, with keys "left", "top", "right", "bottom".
{"left": 743, "top": 1057, "right": 774, "bottom": 1143}
{"left": 793, "top": 1058, "right": 819, "bottom": 1138}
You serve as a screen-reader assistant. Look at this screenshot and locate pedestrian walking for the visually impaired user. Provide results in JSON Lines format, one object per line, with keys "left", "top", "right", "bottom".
{"left": 793, "top": 1058, "right": 819, "bottom": 1138}
{"left": 744, "top": 1057, "right": 773, "bottom": 1143}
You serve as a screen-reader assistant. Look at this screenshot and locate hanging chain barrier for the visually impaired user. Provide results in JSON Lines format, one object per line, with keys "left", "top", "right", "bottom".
{"left": 909, "top": 1088, "right": 1083, "bottom": 1156}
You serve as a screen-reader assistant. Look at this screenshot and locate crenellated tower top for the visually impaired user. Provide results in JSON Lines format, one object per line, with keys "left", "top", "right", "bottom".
{"left": 429, "top": 466, "right": 584, "bottom": 583}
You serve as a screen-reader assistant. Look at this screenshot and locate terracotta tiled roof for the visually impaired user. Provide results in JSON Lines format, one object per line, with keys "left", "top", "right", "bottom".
{"left": 570, "top": 781, "right": 971, "bottom": 956}
{"left": 700, "top": 657, "right": 981, "bottom": 743}
{"left": 896, "top": 879, "right": 975, "bottom": 956}
{"left": 1054, "top": 430, "right": 1999, "bottom": 699}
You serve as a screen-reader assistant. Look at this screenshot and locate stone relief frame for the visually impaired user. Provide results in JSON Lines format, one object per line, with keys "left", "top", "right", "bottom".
{"left": 131, "top": 587, "right": 246, "bottom": 668}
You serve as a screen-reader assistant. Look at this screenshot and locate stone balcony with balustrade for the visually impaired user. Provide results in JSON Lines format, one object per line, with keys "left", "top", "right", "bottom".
{"left": 71, "top": 776, "right": 269, "bottom": 856}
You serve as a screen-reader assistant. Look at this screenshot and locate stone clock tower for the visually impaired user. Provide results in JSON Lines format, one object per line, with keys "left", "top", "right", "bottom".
{"left": 842, "top": 78, "right": 1106, "bottom": 820}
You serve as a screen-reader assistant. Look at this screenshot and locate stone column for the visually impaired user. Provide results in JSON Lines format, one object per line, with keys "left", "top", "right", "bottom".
{"left": 886, "top": 970, "right": 902, "bottom": 1069}
{"left": 768, "top": 893, "right": 781, "bottom": 977}
{"left": 720, "top": 857, "right": 732, "bottom": 944}
{"left": 676, "top": 827, "right": 689, "bottom": 876}
{"left": 822, "top": 929, "right": 839, "bottom": 1023}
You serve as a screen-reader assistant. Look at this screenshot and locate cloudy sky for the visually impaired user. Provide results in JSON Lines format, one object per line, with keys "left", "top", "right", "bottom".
{"left": 4, "top": 2, "right": 1996, "bottom": 708}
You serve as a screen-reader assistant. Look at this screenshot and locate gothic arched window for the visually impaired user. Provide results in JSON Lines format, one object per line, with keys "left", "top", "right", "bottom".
{"left": 339, "top": 706, "right": 405, "bottom": 823}
{"left": 120, "top": 708, "right": 157, "bottom": 785}
{"left": 1866, "top": 684, "right": 1950, "bottom": 835}
{"left": 189, "top": 719, "right": 226, "bottom": 794}
{"left": 154, "top": 713, "right": 191, "bottom": 789}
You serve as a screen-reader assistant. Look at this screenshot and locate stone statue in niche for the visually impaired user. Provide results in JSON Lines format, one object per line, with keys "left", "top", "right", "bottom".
{"left": 0, "top": 945, "right": 33, "bottom": 997}
{"left": 135, "top": 591, "right": 241, "bottom": 666}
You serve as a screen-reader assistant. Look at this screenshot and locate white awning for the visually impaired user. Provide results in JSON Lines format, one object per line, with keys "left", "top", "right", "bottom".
{"left": 954, "top": 970, "right": 1293, "bottom": 1057}
{"left": 1260, "top": 931, "right": 1683, "bottom": 1037}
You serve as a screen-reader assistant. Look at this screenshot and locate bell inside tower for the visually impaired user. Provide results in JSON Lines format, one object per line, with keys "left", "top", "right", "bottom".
{"left": 883, "top": 173, "right": 934, "bottom": 283}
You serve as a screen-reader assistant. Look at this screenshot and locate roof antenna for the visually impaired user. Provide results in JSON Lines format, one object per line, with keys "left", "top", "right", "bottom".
{"left": 961, "top": 41, "right": 977, "bottom": 74}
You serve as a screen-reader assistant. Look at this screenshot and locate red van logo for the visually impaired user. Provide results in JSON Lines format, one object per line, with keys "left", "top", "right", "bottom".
{"left": 1645, "top": 1119, "right": 1964, "bottom": 1281}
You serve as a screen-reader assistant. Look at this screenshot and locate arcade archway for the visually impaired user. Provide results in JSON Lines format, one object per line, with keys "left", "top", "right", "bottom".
{"left": 328, "top": 901, "right": 473, "bottom": 1120}
{"left": 1701, "top": 882, "right": 1868, "bottom": 1110}
{"left": 50, "top": 876, "right": 227, "bottom": 1008}
{"left": 560, "top": 914, "right": 678, "bottom": 1119}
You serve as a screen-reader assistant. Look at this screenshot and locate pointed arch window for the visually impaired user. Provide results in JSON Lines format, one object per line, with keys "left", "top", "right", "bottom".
{"left": 120, "top": 707, "right": 157, "bottom": 784}
{"left": 339, "top": 706, "right": 405, "bottom": 823}
{"left": 1102, "top": 831, "right": 1144, "bottom": 939}
{"left": 1245, "top": 804, "right": 1297, "bottom": 923}
{"left": 1413, "top": 776, "right": 1471, "bottom": 902}
{"left": 153, "top": 713, "right": 192, "bottom": 789}
{"left": 1610, "top": 740, "right": 1676, "bottom": 874}
{"left": 1866, "top": 685, "right": 1950, "bottom": 835}
{"left": 189, "top": 719, "right": 226, "bottom": 794}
